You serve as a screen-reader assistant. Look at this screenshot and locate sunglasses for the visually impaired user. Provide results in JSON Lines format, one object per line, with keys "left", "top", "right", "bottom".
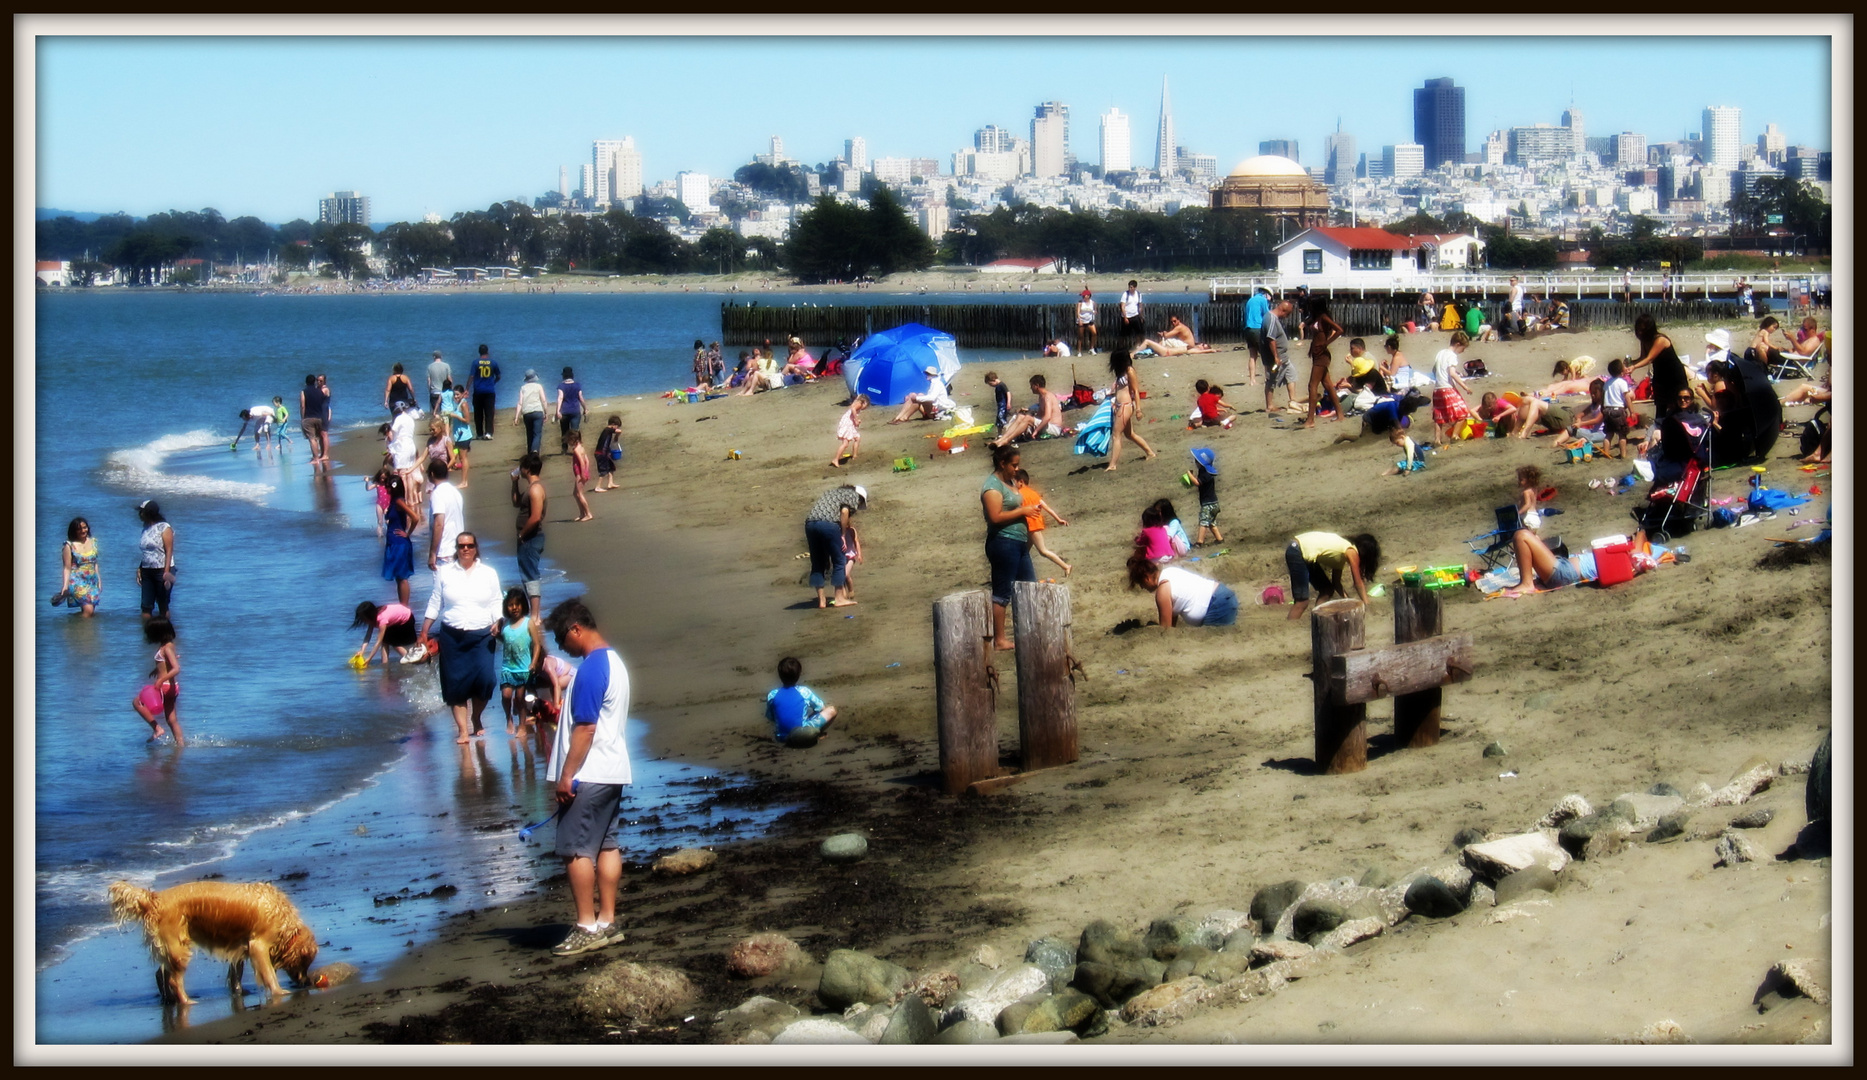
{"left": 456, "top": 541, "right": 478, "bottom": 549}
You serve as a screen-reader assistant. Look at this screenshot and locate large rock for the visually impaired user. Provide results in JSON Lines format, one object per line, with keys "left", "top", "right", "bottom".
{"left": 1469, "top": 881, "right": 1496, "bottom": 908}
{"left": 1699, "top": 762, "right": 1775, "bottom": 808}
{"left": 1070, "top": 960, "right": 1156, "bottom": 1008}
{"left": 1316, "top": 917, "right": 1384, "bottom": 951}
{"left": 1025, "top": 936, "right": 1077, "bottom": 988}
{"left": 1005, "top": 989, "right": 1098, "bottom": 1035}
{"left": 993, "top": 991, "right": 1052, "bottom": 1036}
{"left": 1143, "top": 915, "right": 1207, "bottom": 960}
{"left": 771, "top": 1018, "right": 870, "bottom": 1045}
{"left": 1464, "top": 832, "right": 1569, "bottom": 879}
{"left": 902, "top": 969, "right": 961, "bottom": 1010}
{"left": 818, "top": 949, "right": 910, "bottom": 1009}
{"left": 1729, "top": 807, "right": 1775, "bottom": 830}
{"left": 1197, "top": 909, "right": 1253, "bottom": 942}
{"left": 1714, "top": 831, "right": 1758, "bottom": 868}
{"left": 1493, "top": 866, "right": 1559, "bottom": 907}
{"left": 1559, "top": 812, "right": 1628, "bottom": 857}
{"left": 1761, "top": 958, "right": 1831, "bottom": 1007}
{"left": 879, "top": 991, "right": 937, "bottom": 1044}
{"left": 1192, "top": 949, "right": 1251, "bottom": 983}
{"left": 1249, "top": 880, "right": 1308, "bottom": 932}
{"left": 727, "top": 932, "right": 810, "bottom": 979}
{"left": 1162, "top": 945, "right": 1214, "bottom": 983}
{"left": 1289, "top": 900, "right": 1348, "bottom": 942}
{"left": 1248, "top": 939, "right": 1314, "bottom": 967}
{"left": 1119, "top": 977, "right": 1215, "bottom": 1027}
{"left": 852, "top": 1004, "right": 894, "bottom": 1043}
{"left": 1647, "top": 811, "right": 1691, "bottom": 843}
{"left": 1403, "top": 876, "right": 1466, "bottom": 919}
{"left": 1537, "top": 794, "right": 1595, "bottom": 828}
{"left": 1077, "top": 919, "right": 1146, "bottom": 966}
{"left": 819, "top": 833, "right": 869, "bottom": 864}
{"left": 1356, "top": 865, "right": 1397, "bottom": 889}
{"left": 712, "top": 996, "right": 801, "bottom": 1044}
{"left": 1271, "top": 880, "right": 1393, "bottom": 940}
{"left": 932, "top": 1019, "right": 999, "bottom": 1044}
{"left": 1607, "top": 792, "right": 1685, "bottom": 828}
{"left": 998, "top": 1031, "right": 1080, "bottom": 1044}
{"left": 947, "top": 963, "right": 1050, "bottom": 1025}
{"left": 577, "top": 961, "right": 700, "bottom": 1022}
{"left": 652, "top": 848, "right": 718, "bottom": 876}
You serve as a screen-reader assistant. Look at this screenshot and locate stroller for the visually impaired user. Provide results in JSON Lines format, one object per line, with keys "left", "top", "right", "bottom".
{"left": 1634, "top": 410, "right": 1713, "bottom": 542}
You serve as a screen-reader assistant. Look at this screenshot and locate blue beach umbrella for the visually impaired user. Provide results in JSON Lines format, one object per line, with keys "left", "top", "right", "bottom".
{"left": 846, "top": 323, "right": 960, "bottom": 405}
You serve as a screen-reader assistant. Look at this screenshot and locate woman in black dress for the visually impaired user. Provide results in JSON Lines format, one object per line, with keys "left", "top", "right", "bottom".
{"left": 1625, "top": 313, "right": 1688, "bottom": 421}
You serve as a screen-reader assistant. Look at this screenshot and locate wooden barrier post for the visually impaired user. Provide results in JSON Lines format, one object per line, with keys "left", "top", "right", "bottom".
{"left": 1310, "top": 599, "right": 1368, "bottom": 775}
{"left": 1011, "top": 581, "right": 1078, "bottom": 772}
{"left": 933, "top": 590, "right": 997, "bottom": 796}
{"left": 1391, "top": 585, "right": 1443, "bottom": 748}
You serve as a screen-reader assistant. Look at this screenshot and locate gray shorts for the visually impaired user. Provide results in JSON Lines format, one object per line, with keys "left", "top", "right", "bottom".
{"left": 555, "top": 780, "right": 623, "bottom": 860}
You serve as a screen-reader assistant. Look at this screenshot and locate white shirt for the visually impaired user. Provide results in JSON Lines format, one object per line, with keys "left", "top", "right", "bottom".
{"left": 1121, "top": 290, "right": 1141, "bottom": 318}
{"left": 1508, "top": 284, "right": 1524, "bottom": 311}
{"left": 1051, "top": 341, "right": 1072, "bottom": 356}
{"left": 1077, "top": 299, "right": 1096, "bottom": 325}
{"left": 389, "top": 411, "right": 417, "bottom": 468}
{"left": 429, "top": 481, "right": 464, "bottom": 559}
{"left": 517, "top": 381, "right": 546, "bottom": 415}
{"left": 1432, "top": 348, "right": 1461, "bottom": 388}
{"left": 1604, "top": 376, "right": 1632, "bottom": 409}
{"left": 1159, "top": 566, "right": 1220, "bottom": 625}
{"left": 548, "top": 648, "right": 633, "bottom": 786}
{"left": 424, "top": 558, "right": 503, "bottom": 630}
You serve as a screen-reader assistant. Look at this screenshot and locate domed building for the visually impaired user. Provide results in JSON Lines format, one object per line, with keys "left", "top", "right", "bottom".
{"left": 1210, "top": 155, "right": 1331, "bottom": 229}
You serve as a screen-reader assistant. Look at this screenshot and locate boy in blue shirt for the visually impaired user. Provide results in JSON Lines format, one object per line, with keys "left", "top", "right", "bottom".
{"left": 764, "top": 656, "right": 838, "bottom": 748}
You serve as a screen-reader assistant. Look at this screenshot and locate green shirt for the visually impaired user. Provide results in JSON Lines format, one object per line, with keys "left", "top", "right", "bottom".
{"left": 982, "top": 475, "right": 1027, "bottom": 543}
{"left": 1464, "top": 306, "right": 1483, "bottom": 336}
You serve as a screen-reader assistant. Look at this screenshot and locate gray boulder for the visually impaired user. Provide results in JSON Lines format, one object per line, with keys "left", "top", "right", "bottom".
{"left": 1070, "top": 960, "right": 1156, "bottom": 1008}
{"left": 1559, "top": 811, "right": 1632, "bottom": 857}
{"left": 1714, "top": 831, "right": 1758, "bottom": 868}
{"left": 880, "top": 991, "right": 936, "bottom": 1045}
{"left": 1077, "top": 919, "right": 1145, "bottom": 966}
{"left": 1162, "top": 945, "right": 1213, "bottom": 982}
{"left": 1248, "top": 880, "right": 1307, "bottom": 931}
{"left": 1193, "top": 949, "right": 1251, "bottom": 983}
{"left": 1219, "top": 928, "right": 1256, "bottom": 954}
{"left": 1482, "top": 741, "right": 1508, "bottom": 758}
{"left": 1648, "top": 782, "right": 1683, "bottom": 798}
{"left": 932, "top": 1019, "right": 999, "bottom": 1044}
{"left": 1647, "top": 810, "right": 1691, "bottom": 843}
{"left": 1608, "top": 792, "right": 1686, "bottom": 828}
{"left": 771, "top": 1018, "right": 870, "bottom": 1045}
{"left": 1730, "top": 807, "right": 1775, "bottom": 829}
{"left": 993, "top": 991, "right": 1052, "bottom": 1037}
{"left": 1493, "top": 866, "right": 1559, "bottom": 906}
{"left": 1290, "top": 900, "right": 1348, "bottom": 942}
{"left": 1404, "top": 876, "right": 1466, "bottom": 919}
{"left": 712, "top": 996, "right": 802, "bottom": 1044}
{"left": 818, "top": 949, "right": 910, "bottom": 1009}
{"left": 819, "top": 833, "right": 869, "bottom": 864}
{"left": 1005, "top": 989, "right": 1099, "bottom": 1035}
{"left": 1357, "top": 864, "right": 1397, "bottom": 889}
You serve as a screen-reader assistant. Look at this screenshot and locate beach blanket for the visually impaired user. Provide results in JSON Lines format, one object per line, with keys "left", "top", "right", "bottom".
{"left": 1073, "top": 401, "right": 1113, "bottom": 458}
{"left": 1748, "top": 487, "right": 1809, "bottom": 513}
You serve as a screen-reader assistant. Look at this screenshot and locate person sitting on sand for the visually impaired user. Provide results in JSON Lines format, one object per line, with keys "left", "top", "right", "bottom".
{"left": 889, "top": 366, "right": 952, "bottom": 423}
{"left": 765, "top": 656, "right": 838, "bottom": 748}
{"left": 994, "top": 375, "right": 1065, "bottom": 447}
{"left": 1043, "top": 337, "right": 1073, "bottom": 357}
{"left": 1138, "top": 315, "right": 1216, "bottom": 356}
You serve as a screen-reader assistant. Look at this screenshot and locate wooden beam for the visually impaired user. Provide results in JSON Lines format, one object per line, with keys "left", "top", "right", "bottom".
{"left": 1329, "top": 634, "right": 1475, "bottom": 706}
{"left": 1012, "top": 581, "right": 1079, "bottom": 773}
{"left": 1311, "top": 599, "right": 1368, "bottom": 775}
{"left": 1392, "top": 585, "right": 1444, "bottom": 748}
{"left": 934, "top": 590, "right": 997, "bottom": 796}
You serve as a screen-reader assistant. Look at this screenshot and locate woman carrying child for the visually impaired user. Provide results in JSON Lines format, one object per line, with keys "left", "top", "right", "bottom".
{"left": 1015, "top": 468, "right": 1071, "bottom": 576}
{"left": 1125, "top": 546, "right": 1238, "bottom": 629}
{"left": 496, "top": 586, "right": 544, "bottom": 734}
{"left": 131, "top": 616, "right": 183, "bottom": 744}
{"left": 830, "top": 394, "right": 868, "bottom": 468}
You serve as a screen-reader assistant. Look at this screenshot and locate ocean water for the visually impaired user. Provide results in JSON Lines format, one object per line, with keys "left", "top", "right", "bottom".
{"left": 29, "top": 288, "right": 1206, "bottom": 1044}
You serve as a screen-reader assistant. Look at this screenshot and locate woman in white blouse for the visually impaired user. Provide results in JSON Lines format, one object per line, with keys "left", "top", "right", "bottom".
{"left": 421, "top": 531, "right": 503, "bottom": 743}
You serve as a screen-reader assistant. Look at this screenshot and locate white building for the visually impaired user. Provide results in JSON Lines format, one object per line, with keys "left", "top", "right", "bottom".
{"left": 980, "top": 257, "right": 1060, "bottom": 275}
{"left": 613, "top": 138, "right": 643, "bottom": 201}
{"left": 1155, "top": 76, "right": 1174, "bottom": 177}
{"left": 580, "top": 163, "right": 596, "bottom": 202}
{"left": 844, "top": 137, "right": 868, "bottom": 174}
{"left": 36, "top": 260, "right": 69, "bottom": 286}
{"left": 1406, "top": 233, "right": 1486, "bottom": 270}
{"left": 591, "top": 137, "right": 642, "bottom": 205}
{"left": 1614, "top": 132, "right": 1647, "bottom": 166}
{"left": 1758, "top": 123, "right": 1787, "bottom": 165}
{"left": 871, "top": 157, "right": 914, "bottom": 186}
{"left": 318, "top": 190, "right": 370, "bottom": 226}
{"left": 1323, "top": 127, "right": 1356, "bottom": 185}
{"left": 1483, "top": 130, "right": 1507, "bottom": 166}
{"left": 955, "top": 147, "right": 1026, "bottom": 183}
{"left": 677, "top": 172, "right": 713, "bottom": 213}
{"left": 1617, "top": 187, "right": 1659, "bottom": 215}
{"left": 1507, "top": 124, "right": 1571, "bottom": 167}
{"left": 1032, "top": 101, "right": 1068, "bottom": 178}
{"left": 975, "top": 125, "right": 1013, "bottom": 154}
{"left": 1383, "top": 143, "right": 1424, "bottom": 179}
{"left": 1560, "top": 106, "right": 1585, "bottom": 160}
{"left": 1275, "top": 225, "right": 1424, "bottom": 286}
{"left": 1099, "top": 107, "right": 1131, "bottom": 173}
{"left": 917, "top": 203, "right": 950, "bottom": 241}
{"left": 736, "top": 217, "right": 789, "bottom": 241}
{"left": 1702, "top": 106, "right": 1742, "bottom": 169}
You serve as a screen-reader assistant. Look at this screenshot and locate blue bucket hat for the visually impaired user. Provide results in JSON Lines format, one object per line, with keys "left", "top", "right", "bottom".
{"left": 1191, "top": 447, "right": 1217, "bottom": 474}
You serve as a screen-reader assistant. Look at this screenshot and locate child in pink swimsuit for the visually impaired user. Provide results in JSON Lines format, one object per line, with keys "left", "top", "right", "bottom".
{"left": 131, "top": 617, "right": 183, "bottom": 744}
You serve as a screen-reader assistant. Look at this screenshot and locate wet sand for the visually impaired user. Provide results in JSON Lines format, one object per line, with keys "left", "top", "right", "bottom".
{"left": 160, "top": 325, "right": 1835, "bottom": 1052}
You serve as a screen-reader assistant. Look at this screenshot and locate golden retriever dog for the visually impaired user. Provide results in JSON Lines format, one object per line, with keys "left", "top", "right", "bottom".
{"left": 108, "top": 880, "right": 318, "bottom": 1005}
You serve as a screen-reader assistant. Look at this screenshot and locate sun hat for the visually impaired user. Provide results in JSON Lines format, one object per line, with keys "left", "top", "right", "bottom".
{"left": 923, "top": 365, "right": 939, "bottom": 376}
{"left": 1190, "top": 447, "right": 1217, "bottom": 474}
{"left": 524, "top": 369, "right": 538, "bottom": 380}
{"left": 1705, "top": 328, "right": 1731, "bottom": 351}
{"left": 852, "top": 485, "right": 869, "bottom": 507}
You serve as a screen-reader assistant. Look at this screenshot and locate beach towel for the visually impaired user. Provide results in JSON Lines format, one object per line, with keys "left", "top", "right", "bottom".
{"left": 1073, "top": 401, "right": 1114, "bottom": 458}
{"left": 1747, "top": 487, "right": 1809, "bottom": 513}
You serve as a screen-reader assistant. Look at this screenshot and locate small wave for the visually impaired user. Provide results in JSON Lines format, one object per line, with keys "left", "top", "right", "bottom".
{"left": 100, "top": 428, "right": 275, "bottom": 505}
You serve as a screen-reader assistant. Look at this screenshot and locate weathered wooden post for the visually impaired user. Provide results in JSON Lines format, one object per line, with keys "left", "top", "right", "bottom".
{"left": 1012, "top": 581, "right": 1078, "bottom": 772}
{"left": 1392, "top": 585, "right": 1443, "bottom": 748}
{"left": 1311, "top": 599, "right": 1368, "bottom": 775}
{"left": 933, "top": 590, "right": 997, "bottom": 796}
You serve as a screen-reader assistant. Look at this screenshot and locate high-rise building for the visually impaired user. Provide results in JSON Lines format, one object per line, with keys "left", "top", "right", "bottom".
{"left": 613, "top": 139, "right": 643, "bottom": 201}
{"left": 591, "top": 140, "right": 625, "bottom": 205}
{"left": 1032, "top": 101, "right": 1069, "bottom": 178}
{"left": 579, "top": 164, "right": 595, "bottom": 202}
{"left": 1323, "top": 123, "right": 1356, "bottom": 185}
{"left": 1383, "top": 143, "right": 1424, "bottom": 179}
{"left": 318, "top": 191, "right": 370, "bottom": 227}
{"left": 770, "top": 136, "right": 786, "bottom": 163}
{"left": 1412, "top": 77, "right": 1465, "bottom": 170}
{"left": 975, "top": 125, "right": 1012, "bottom": 154}
{"left": 907, "top": 158, "right": 941, "bottom": 180}
{"left": 1614, "top": 132, "right": 1647, "bottom": 166}
{"left": 1099, "top": 107, "right": 1132, "bottom": 173}
{"left": 1702, "top": 106, "right": 1742, "bottom": 169}
{"left": 871, "top": 157, "right": 914, "bottom": 186}
{"left": 917, "top": 204, "right": 950, "bottom": 241}
{"left": 1507, "top": 124, "right": 1573, "bottom": 167}
{"left": 1259, "top": 139, "right": 1299, "bottom": 162}
{"left": 1758, "top": 123, "right": 1787, "bottom": 166}
{"left": 844, "top": 137, "right": 868, "bottom": 174}
{"left": 1483, "top": 130, "right": 1507, "bottom": 166}
{"left": 558, "top": 166, "right": 568, "bottom": 201}
{"left": 676, "top": 172, "right": 713, "bottom": 213}
{"left": 1155, "top": 77, "right": 1175, "bottom": 178}
{"left": 1179, "top": 151, "right": 1218, "bottom": 184}
{"left": 1560, "top": 106, "right": 1585, "bottom": 160}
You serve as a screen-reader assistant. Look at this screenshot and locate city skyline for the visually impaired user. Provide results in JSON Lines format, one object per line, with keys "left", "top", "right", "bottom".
{"left": 31, "top": 26, "right": 1835, "bottom": 225}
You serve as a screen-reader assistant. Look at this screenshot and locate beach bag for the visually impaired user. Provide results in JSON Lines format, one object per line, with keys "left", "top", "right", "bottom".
{"left": 1463, "top": 359, "right": 1489, "bottom": 378}
{"left": 1072, "top": 384, "right": 1095, "bottom": 406}
{"left": 1799, "top": 413, "right": 1827, "bottom": 457}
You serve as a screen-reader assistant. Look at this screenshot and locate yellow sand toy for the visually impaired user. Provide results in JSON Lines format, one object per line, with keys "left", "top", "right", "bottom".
{"left": 1394, "top": 564, "right": 1471, "bottom": 590}
{"left": 937, "top": 423, "right": 994, "bottom": 440}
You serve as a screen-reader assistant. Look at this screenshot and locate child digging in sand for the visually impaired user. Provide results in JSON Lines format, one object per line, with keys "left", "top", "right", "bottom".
{"left": 830, "top": 394, "right": 868, "bottom": 468}
{"left": 764, "top": 656, "right": 838, "bottom": 748}
{"left": 1015, "top": 468, "right": 1072, "bottom": 576}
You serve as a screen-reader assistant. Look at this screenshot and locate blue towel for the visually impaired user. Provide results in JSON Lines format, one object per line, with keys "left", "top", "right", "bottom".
{"left": 1748, "top": 487, "right": 1809, "bottom": 512}
{"left": 1073, "top": 401, "right": 1113, "bottom": 457}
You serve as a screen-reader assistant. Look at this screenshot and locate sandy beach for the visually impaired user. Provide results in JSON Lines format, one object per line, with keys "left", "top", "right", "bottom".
{"left": 160, "top": 324, "right": 1835, "bottom": 1052}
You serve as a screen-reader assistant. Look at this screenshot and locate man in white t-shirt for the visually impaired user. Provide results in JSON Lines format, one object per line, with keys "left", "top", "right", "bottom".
{"left": 1120, "top": 280, "right": 1144, "bottom": 343}
{"left": 543, "top": 598, "right": 633, "bottom": 956}
{"left": 426, "top": 458, "right": 464, "bottom": 572}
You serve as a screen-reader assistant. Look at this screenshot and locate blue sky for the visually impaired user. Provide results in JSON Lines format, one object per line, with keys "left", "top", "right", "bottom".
{"left": 34, "top": 33, "right": 1834, "bottom": 225}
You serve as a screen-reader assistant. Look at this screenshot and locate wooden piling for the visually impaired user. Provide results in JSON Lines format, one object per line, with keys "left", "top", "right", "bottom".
{"left": 933, "top": 590, "right": 998, "bottom": 795}
{"left": 1011, "top": 581, "right": 1078, "bottom": 772}
{"left": 1311, "top": 599, "right": 1368, "bottom": 775}
{"left": 1391, "top": 585, "right": 1443, "bottom": 748}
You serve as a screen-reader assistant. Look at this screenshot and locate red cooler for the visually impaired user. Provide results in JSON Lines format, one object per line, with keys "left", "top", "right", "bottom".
{"left": 1592, "top": 541, "right": 1634, "bottom": 586}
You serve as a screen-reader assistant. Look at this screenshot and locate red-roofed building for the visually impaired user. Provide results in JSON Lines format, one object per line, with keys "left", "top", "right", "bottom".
{"left": 36, "top": 260, "right": 68, "bottom": 287}
{"left": 1274, "top": 225, "right": 1427, "bottom": 285}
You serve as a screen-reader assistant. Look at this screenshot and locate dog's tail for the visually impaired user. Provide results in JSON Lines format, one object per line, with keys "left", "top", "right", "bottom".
{"left": 108, "top": 880, "right": 158, "bottom": 926}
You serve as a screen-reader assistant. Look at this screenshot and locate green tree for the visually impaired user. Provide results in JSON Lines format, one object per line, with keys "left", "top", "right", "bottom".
{"left": 862, "top": 186, "right": 935, "bottom": 277}
{"left": 695, "top": 226, "right": 746, "bottom": 275}
{"left": 784, "top": 195, "right": 870, "bottom": 283}
{"left": 380, "top": 221, "right": 456, "bottom": 277}
{"left": 314, "top": 222, "right": 374, "bottom": 279}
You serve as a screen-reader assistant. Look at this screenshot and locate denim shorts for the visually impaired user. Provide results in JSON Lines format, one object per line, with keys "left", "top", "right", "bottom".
{"left": 985, "top": 534, "right": 1035, "bottom": 606}
{"left": 1201, "top": 584, "right": 1239, "bottom": 626}
{"left": 1543, "top": 556, "right": 1582, "bottom": 589}
{"left": 518, "top": 531, "right": 545, "bottom": 596}
{"left": 1285, "top": 541, "right": 1332, "bottom": 602}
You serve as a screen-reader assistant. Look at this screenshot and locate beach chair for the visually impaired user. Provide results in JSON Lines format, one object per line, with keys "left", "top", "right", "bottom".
{"left": 1768, "top": 333, "right": 1824, "bottom": 383}
{"left": 1467, "top": 503, "right": 1565, "bottom": 571}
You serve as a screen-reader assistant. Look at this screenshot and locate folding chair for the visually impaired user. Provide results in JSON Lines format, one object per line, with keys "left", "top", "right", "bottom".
{"left": 1768, "top": 333, "right": 1823, "bottom": 383}
{"left": 1465, "top": 503, "right": 1565, "bottom": 571}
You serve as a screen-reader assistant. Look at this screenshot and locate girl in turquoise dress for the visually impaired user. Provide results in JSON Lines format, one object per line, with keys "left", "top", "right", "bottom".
{"left": 56, "top": 517, "right": 101, "bottom": 616}
{"left": 496, "top": 587, "right": 543, "bottom": 734}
